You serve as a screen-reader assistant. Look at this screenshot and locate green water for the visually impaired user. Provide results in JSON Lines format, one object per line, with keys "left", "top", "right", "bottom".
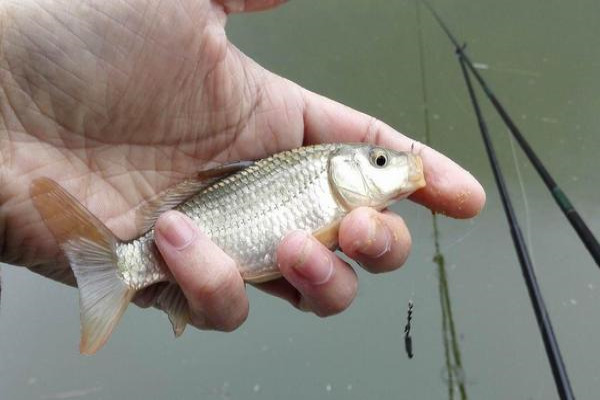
{"left": 2, "top": 1, "right": 599, "bottom": 399}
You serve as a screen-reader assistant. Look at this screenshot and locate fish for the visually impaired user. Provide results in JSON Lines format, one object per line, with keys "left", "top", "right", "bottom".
{"left": 30, "top": 143, "right": 426, "bottom": 354}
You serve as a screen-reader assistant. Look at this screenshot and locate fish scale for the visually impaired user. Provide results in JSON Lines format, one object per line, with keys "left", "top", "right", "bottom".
{"left": 117, "top": 144, "right": 344, "bottom": 289}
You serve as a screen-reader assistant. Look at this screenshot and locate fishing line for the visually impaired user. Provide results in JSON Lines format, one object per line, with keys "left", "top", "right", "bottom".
{"left": 421, "top": 0, "right": 600, "bottom": 270}
{"left": 415, "top": 2, "right": 467, "bottom": 398}
{"left": 508, "top": 132, "right": 536, "bottom": 266}
{"left": 440, "top": 222, "right": 478, "bottom": 253}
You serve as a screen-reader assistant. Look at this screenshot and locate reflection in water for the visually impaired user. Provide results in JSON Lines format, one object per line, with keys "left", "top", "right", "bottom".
{"left": 434, "top": 222, "right": 468, "bottom": 400}
{"left": 415, "top": 2, "right": 468, "bottom": 399}
{"left": 40, "top": 386, "right": 101, "bottom": 400}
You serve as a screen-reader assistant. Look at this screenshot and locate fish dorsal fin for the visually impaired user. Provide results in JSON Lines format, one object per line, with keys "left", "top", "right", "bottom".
{"left": 135, "top": 161, "right": 254, "bottom": 233}
{"left": 196, "top": 160, "right": 255, "bottom": 180}
{"left": 135, "top": 179, "right": 210, "bottom": 234}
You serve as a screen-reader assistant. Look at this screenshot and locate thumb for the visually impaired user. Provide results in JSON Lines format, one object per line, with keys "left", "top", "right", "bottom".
{"left": 154, "top": 211, "right": 248, "bottom": 332}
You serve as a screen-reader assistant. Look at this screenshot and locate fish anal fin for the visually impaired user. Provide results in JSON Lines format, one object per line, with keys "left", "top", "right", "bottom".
{"left": 155, "top": 283, "right": 189, "bottom": 337}
{"left": 135, "top": 161, "right": 254, "bottom": 233}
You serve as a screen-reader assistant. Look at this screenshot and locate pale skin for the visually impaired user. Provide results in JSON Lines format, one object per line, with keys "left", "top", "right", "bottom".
{"left": 0, "top": 0, "right": 485, "bottom": 332}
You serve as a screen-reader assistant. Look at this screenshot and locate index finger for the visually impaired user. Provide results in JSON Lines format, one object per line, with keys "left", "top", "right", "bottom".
{"left": 300, "top": 89, "right": 485, "bottom": 218}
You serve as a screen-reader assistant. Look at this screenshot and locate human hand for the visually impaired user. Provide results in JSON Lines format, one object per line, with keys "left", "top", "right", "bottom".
{"left": 0, "top": 0, "right": 485, "bottom": 331}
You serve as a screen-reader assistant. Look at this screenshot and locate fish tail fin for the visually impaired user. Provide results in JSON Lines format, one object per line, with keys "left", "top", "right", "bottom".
{"left": 30, "top": 178, "right": 135, "bottom": 355}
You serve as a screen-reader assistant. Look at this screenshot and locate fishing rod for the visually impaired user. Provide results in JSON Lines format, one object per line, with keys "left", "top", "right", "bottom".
{"left": 420, "top": 2, "right": 576, "bottom": 397}
{"left": 457, "top": 53, "right": 574, "bottom": 400}
{"left": 421, "top": 0, "right": 600, "bottom": 270}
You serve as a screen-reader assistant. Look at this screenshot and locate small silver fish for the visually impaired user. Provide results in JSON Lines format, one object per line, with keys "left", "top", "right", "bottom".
{"left": 31, "top": 143, "right": 426, "bottom": 354}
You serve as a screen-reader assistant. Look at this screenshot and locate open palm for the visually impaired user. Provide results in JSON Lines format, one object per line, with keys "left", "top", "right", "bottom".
{"left": 0, "top": 0, "right": 484, "bottom": 332}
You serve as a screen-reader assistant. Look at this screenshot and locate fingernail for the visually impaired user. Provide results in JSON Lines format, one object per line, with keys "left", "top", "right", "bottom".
{"left": 359, "top": 216, "right": 391, "bottom": 258}
{"left": 157, "top": 212, "right": 196, "bottom": 250}
{"left": 288, "top": 232, "right": 334, "bottom": 285}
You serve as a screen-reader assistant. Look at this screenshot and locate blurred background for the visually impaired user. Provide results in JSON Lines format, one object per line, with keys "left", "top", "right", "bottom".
{"left": 2, "top": 1, "right": 599, "bottom": 399}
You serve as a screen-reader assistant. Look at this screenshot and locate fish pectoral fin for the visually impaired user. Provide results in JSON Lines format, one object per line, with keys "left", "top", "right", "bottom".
{"left": 155, "top": 283, "right": 189, "bottom": 337}
{"left": 30, "top": 178, "right": 134, "bottom": 355}
{"left": 135, "top": 160, "right": 255, "bottom": 233}
{"left": 313, "top": 221, "right": 341, "bottom": 250}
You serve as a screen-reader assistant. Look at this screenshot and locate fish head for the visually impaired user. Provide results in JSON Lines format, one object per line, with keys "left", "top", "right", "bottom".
{"left": 329, "top": 144, "right": 426, "bottom": 210}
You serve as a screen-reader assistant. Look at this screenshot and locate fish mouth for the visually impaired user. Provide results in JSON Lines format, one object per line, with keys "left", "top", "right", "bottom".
{"left": 408, "top": 154, "right": 426, "bottom": 190}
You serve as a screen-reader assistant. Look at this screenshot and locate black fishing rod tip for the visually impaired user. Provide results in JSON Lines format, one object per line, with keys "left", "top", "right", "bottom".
{"left": 455, "top": 42, "right": 468, "bottom": 55}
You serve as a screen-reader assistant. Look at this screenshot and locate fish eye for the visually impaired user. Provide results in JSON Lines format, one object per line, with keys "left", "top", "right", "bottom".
{"left": 370, "top": 148, "right": 388, "bottom": 168}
